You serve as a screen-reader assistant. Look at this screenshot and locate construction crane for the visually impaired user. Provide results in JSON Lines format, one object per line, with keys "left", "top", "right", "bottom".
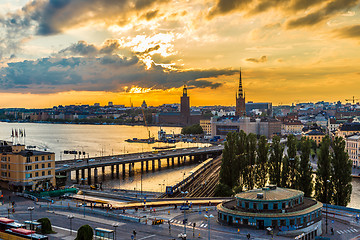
{"left": 345, "top": 96, "right": 359, "bottom": 104}
{"left": 141, "top": 107, "right": 152, "bottom": 141}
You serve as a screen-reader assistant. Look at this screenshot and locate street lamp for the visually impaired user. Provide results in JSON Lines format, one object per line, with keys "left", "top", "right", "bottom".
{"left": 112, "top": 223, "right": 119, "bottom": 240}
{"left": 67, "top": 215, "right": 74, "bottom": 235}
{"left": 27, "top": 207, "right": 34, "bottom": 240}
{"left": 325, "top": 179, "right": 330, "bottom": 234}
{"left": 204, "top": 214, "right": 214, "bottom": 240}
{"left": 81, "top": 178, "right": 87, "bottom": 218}
{"left": 181, "top": 191, "right": 189, "bottom": 236}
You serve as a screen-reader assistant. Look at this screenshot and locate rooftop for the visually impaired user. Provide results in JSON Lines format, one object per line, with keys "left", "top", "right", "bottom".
{"left": 236, "top": 187, "right": 303, "bottom": 201}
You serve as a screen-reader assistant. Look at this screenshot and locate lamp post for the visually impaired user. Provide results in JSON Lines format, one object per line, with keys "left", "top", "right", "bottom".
{"left": 67, "top": 215, "right": 74, "bottom": 235}
{"left": 112, "top": 223, "right": 119, "bottom": 240}
{"left": 204, "top": 214, "right": 214, "bottom": 240}
{"left": 81, "top": 178, "right": 87, "bottom": 218}
{"left": 27, "top": 207, "right": 34, "bottom": 240}
{"left": 326, "top": 179, "right": 330, "bottom": 234}
{"left": 181, "top": 191, "right": 189, "bottom": 237}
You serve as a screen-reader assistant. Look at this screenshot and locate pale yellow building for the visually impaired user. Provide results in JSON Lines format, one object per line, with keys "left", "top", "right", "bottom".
{"left": 346, "top": 135, "right": 360, "bottom": 167}
{"left": 200, "top": 119, "right": 211, "bottom": 135}
{"left": 281, "top": 121, "right": 303, "bottom": 135}
{"left": 302, "top": 130, "right": 326, "bottom": 145}
{"left": 0, "top": 141, "right": 55, "bottom": 192}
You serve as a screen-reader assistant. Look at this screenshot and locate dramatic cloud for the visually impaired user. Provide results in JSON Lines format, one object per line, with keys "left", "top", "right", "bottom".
{"left": 334, "top": 24, "right": 360, "bottom": 39}
{"left": 208, "top": 0, "right": 359, "bottom": 29}
{"left": 0, "top": 51, "right": 237, "bottom": 93}
{"left": 246, "top": 55, "right": 267, "bottom": 63}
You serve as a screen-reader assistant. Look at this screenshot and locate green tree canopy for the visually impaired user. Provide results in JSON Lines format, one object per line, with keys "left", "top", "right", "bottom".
{"left": 181, "top": 124, "right": 204, "bottom": 134}
{"left": 75, "top": 225, "right": 93, "bottom": 240}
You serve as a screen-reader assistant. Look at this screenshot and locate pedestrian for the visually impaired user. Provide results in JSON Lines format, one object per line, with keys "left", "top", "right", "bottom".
{"left": 247, "top": 233, "right": 251, "bottom": 239}
{"left": 331, "top": 227, "right": 334, "bottom": 235}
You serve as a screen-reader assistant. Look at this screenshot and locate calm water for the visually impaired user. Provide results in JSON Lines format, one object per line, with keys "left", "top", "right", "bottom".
{"left": 0, "top": 122, "right": 359, "bottom": 209}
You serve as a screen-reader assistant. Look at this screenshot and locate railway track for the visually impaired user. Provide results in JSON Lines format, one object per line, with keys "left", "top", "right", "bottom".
{"left": 165, "top": 156, "right": 222, "bottom": 198}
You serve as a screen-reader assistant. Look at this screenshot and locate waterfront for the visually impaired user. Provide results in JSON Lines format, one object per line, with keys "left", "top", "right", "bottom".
{"left": 0, "top": 122, "right": 359, "bottom": 209}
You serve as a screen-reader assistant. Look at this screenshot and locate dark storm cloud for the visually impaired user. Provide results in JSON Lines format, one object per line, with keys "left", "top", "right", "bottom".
{"left": 286, "top": 0, "right": 359, "bottom": 28}
{"left": 58, "top": 41, "right": 98, "bottom": 56}
{"left": 0, "top": 54, "right": 236, "bottom": 93}
{"left": 208, "top": 0, "right": 359, "bottom": 29}
{"left": 142, "top": 10, "right": 160, "bottom": 20}
{"left": 246, "top": 56, "right": 267, "bottom": 63}
{"left": 334, "top": 25, "right": 360, "bottom": 39}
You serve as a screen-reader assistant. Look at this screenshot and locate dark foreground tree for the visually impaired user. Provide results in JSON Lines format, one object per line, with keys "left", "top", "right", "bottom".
{"left": 315, "top": 136, "right": 333, "bottom": 203}
{"left": 243, "top": 133, "right": 257, "bottom": 190}
{"left": 331, "top": 137, "right": 352, "bottom": 206}
{"left": 214, "top": 183, "right": 233, "bottom": 197}
{"left": 269, "top": 136, "right": 283, "bottom": 186}
{"left": 255, "top": 135, "right": 269, "bottom": 188}
{"left": 219, "top": 132, "right": 238, "bottom": 188}
{"left": 75, "top": 225, "right": 93, "bottom": 240}
{"left": 298, "top": 137, "right": 313, "bottom": 197}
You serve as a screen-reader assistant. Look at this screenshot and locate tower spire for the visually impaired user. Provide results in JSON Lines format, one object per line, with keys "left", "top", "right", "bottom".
{"left": 238, "top": 68, "right": 243, "bottom": 98}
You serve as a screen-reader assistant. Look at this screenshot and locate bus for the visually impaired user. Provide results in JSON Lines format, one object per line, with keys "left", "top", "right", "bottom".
{"left": 0, "top": 217, "right": 47, "bottom": 240}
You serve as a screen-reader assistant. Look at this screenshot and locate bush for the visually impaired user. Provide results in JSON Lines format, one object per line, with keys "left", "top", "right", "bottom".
{"left": 181, "top": 124, "right": 203, "bottom": 135}
{"left": 75, "top": 225, "right": 93, "bottom": 240}
{"left": 37, "top": 218, "right": 55, "bottom": 234}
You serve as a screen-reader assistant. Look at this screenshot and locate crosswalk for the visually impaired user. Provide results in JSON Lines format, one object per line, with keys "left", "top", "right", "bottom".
{"left": 336, "top": 227, "right": 358, "bottom": 235}
{"left": 169, "top": 219, "right": 208, "bottom": 228}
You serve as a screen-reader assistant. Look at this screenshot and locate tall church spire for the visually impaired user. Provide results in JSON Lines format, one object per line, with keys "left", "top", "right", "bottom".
{"left": 238, "top": 68, "right": 243, "bottom": 98}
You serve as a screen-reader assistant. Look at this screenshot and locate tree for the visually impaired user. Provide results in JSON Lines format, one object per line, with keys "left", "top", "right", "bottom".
{"left": 235, "top": 130, "right": 247, "bottom": 191}
{"left": 243, "top": 133, "right": 257, "bottom": 190}
{"left": 219, "top": 132, "right": 238, "bottom": 188}
{"left": 331, "top": 137, "right": 352, "bottom": 206}
{"left": 282, "top": 135, "right": 299, "bottom": 188}
{"left": 269, "top": 136, "right": 283, "bottom": 186}
{"left": 181, "top": 124, "right": 204, "bottom": 134}
{"left": 298, "top": 137, "right": 313, "bottom": 197}
{"left": 37, "top": 218, "right": 55, "bottom": 234}
{"left": 75, "top": 225, "right": 93, "bottom": 240}
{"left": 255, "top": 135, "right": 268, "bottom": 188}
{"left": 315, "top": 135, "right": 333, "bottom": 203}
{"left": 214, "top": 183, "right": 233, "bottom": 197}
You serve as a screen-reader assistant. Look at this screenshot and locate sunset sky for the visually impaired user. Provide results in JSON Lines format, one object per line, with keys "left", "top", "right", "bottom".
{"left": 0, "top": 0, "right": 360, "bottom": 108}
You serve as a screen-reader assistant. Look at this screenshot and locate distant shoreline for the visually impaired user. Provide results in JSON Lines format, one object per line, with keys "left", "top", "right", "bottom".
{"left": 0, "top": 120, "right": 184, "bottom": 128}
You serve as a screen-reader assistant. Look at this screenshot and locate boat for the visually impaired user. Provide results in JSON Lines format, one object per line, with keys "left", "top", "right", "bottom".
{"left": 125, "top": 137, "right": 155, "bottom": 144}
{"left": 152, "top": 145, "right": 176, "bottom": 150}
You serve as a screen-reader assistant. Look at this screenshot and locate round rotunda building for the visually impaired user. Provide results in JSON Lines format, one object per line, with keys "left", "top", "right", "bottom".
{"left": 217, "top": 186, "right": 323, "bottom": 238}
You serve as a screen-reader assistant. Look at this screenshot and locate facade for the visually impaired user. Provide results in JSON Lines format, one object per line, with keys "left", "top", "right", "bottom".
{"left": 282, "top": 121, "right": 303, "bottom": 135}
{"left": 246, "top": 102, "right": 273, "bottom": 117}
{"left": 346, "top": 134, "right": 360, "bottom": 167}
{"left": 303, "top": 129, "right": 325, "bottom": 145}
{"left": 210, "top": 116, "right": 281, "bottom": 138}
{"left": 217, "top": 186, "right": 322, "bottom": 238}
{"left": 200, "top": 119, "right": 211, "bottom": 135}
{"left": 336, "top": 122, "right": 360, "bottom": 139}
{"left": 0, "top": 141, "right": 55, "bottom": 191}
{"left": 235, "top": 70, "right": 246, "bottom": 116}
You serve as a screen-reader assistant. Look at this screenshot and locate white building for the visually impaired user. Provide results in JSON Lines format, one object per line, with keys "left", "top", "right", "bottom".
{"left": 346, "top": 135, "right": 360, "bottom": 168}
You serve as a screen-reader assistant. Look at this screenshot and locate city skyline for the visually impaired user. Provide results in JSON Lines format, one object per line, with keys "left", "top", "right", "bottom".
{"left": 0, "top": 0, "right": 360, "bottom": 108}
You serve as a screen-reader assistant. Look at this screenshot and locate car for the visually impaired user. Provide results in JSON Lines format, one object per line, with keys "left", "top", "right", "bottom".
{"left": 183, "top": 148, "right": 187, "bottom": 151}
{"left": 161, "top": 152, "right": 166, "bottom": 155}
{"left": 172, "top": 149, "right": 176, "bottom": 152}
{"left": 63, "top": 164, "right": 70, "bottom": 167}
{"left": 76, "top": 160, "right": 83, "bottom": 163}
{"left": 88, "top": 159, "right": 95, "bottom": 162}
{"left": 118, "top": 157, "right": 123, "bottom": 160}
{"left": 190, "top": 150, "right": 195, "bottom": 152}
{"left": 148, "top": 154, "right": 153, "bottom": 157}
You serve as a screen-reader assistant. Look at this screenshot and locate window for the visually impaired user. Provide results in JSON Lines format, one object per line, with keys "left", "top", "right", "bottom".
{"left": 245, "top": 202, "right": 249, "bottom": 209}
{"left": 282, "top": 202, "right": 286, "bottom": 209}
{"left": 290, "top": 219, "right": 295, "bottom": 225}
{"left": 35, "top": 172, "right": 39, "bottom": 177}
{"left": 48, "top": 170, "right": 51, "bottom": 175}
{"left": 280, "top": 220, "right": 286, "bottom": 226}
{"left": 8, "top": 157, "right": 10, "bottom": 161}
{"left": 297, "top": 218, "right": 301, "bottom": 225}
{"left": 48, "top": 163, "right": 51, "bottom": 168}
{"left": 42, "top": 156, "right": 45, "bottom": 160}
{"left": 42, "top": 171, "right": 45, "bottom": 176}
{"left": 303, "top": 216, "right": 307, "bottom": 223}
{"left": 25, "top": 166, "right": 32, "bottom": 171}
{"left": 42, "top": 164, "right": 45, "bottom": 168}
{"left": 35, "top": 157, "right": 38, "bottom": 161}
{"left": 25, "top": 173, "right": 32, "bottom": 179}
{"left": 273, "top": 203, "right": 278, "bottom": 210}
{"left": 35, "top": 164, "right": 38, "bottom": 169}
{"left": 253, "top": 203, "right": 257, "bottom": 210}
{"left": 26, "top": 156, "right": 31, "bottom": 163}
{"left": 263, "top": 204, "right": 268, "bottom": 210}
{"left": 1, "top": 172, "right": 7, "bottom": 177}
{"left": 48, "top": 155, "right": 51, "bottom": 160}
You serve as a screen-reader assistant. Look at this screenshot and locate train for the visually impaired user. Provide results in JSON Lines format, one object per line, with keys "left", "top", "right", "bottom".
{"left": 0, "top": 217, "right": 48, "bottom": 240}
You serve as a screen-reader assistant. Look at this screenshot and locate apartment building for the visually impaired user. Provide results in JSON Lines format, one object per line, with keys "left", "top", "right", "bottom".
{"left": 346, "top": 135, "right": 360, "bottom": 168}
{"left": 0, "top": 141, "right": 55, "bottom": 192}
